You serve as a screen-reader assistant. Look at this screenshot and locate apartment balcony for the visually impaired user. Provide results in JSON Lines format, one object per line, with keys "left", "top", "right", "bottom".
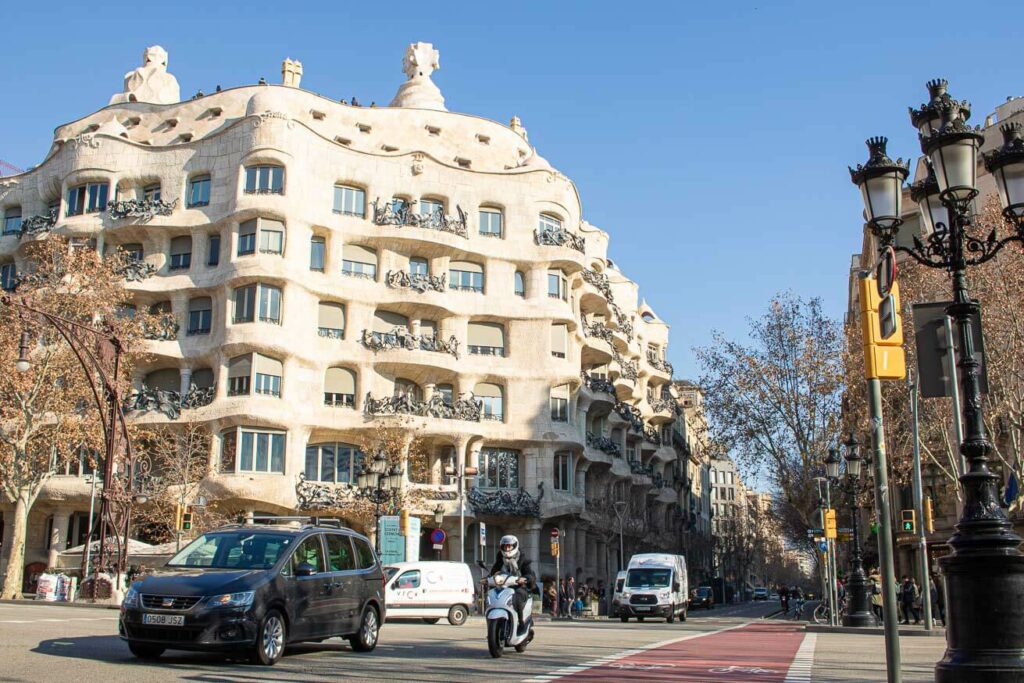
{"left": 363, "top": 392, "right": 481, "bottom": 422}
{"left": 580, "top": 372, "right": 616, "bottom": 404}
{"left": 360, "top": 328, "right": 460, "bottom": 359}
{"left": 534, "top": 226, "right": 585, "bottom": 253}
{"left": 371, "top": 198, "right": 469, "bottom": 239}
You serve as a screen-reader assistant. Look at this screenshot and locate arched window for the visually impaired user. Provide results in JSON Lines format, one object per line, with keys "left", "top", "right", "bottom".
{"left": 244, "top": 164, "right": 284, "bottom": 194}
{"left": 238, "top": 218, "right": 284, "bottom": 256}
{"left": 228, "top": 353, "right": 283, "bottom": 397}
{"left": 221, "top": 426, "right": 286, "bottom": 474}
{"left": 538, "top": 213, "right": 562, "bottom": 234}
{"left": 373, "top": 310, "right": 410, "bottom": 344}
{"left": 187, "top": 174, "right": 211, "bottom": 207}
{"left": 342, "top": 244, "right": 378, "bottom": 279}
{"left": 479, "top": 447, "right": 520, "bottom": 489}
{"left": 547, "top": 268, "right": 567, "bottom": 300}
{"left": 304, "top": 442, "right": 364, "bottom": 484}
{"left": 190, "top": 368, "right": 214, "bottom": 389}
{"left": 324, "top": 367, "right": 356, "bottom": 407}
{"left": 120, "top": 243, "right": 144, "bottom": 262}
{"left": 66, "top": 182, "right": 109, "bottom": 216}
{"left": 468, "top": 322, "right": 505, "bottom": 356}
{"left": 474, "top": 383, "right": 504, "bottom": 421}
{"left": 554, "top": 451, "right": 572, "bottom": 492}
{"left": 514, "top": 271, "right": 525, "bottom": 297}
{"left": 144, "top": 368, "right": 180, "bottom": 392}
{"left": 333, "top": 184, "right": 366, "bottom": 217}
{"left": 479, "top": 208, "right": 503, "bottom": 237}
{"left": 310, "top": 235, "right": 326, "bottom": 271}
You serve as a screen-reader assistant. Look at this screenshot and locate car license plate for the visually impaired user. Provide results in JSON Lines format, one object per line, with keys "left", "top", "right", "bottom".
{"left": 142, "top": 614, "right": 184, "bottom": 626}
{"left": 635, "top": 606, "right": 650, "bottom": 611}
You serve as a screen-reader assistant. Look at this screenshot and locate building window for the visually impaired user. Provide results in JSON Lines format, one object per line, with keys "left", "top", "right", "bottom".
{"left": 304, "top": 442, "right": 364, "bottom": 483}
{"left": 324, "top": 367, "right": 356, "bottom": 407}
{"left": 238, "top": 218, "right": 285, "bottom": 257}
{"left": 233, "top": 283, "right": 281, "bottom": 324}
{"left": 479, "top": 447, "right": 520, "bottom": 489}
{"left": 342, "top": 244, "right": 378, "bottom": 280}
{"left": 409, "top": 257, "right": 428, "bottom": 277}
{"left": 420, "top": 198, "right": 444, "bottom": 222}
{"left": 3, "top": 207, "right": 22, "bottom": 235}
{"left": 142, "top": 183, "right": 161, "bottom": 201}
{"left": 554, "top": 452, "right": 572, "bottom": 492}
{"left": 539, "top": 213, "right": 562, "bottom": 234}
{"left": 449, "top": 261, "right": 484, "bottom": 293}
{"left": 435, "top": 383, "right": 453, "bottom": 406}
{"left": 333, "top": 185, "right": 366, "bottom": 217}
{"left": 169, "top": 235, "right": 192, "bottom": 270}
{"left": 317, "top": 301, "right": 346, "bottom": 339}
{"left": 66, "top": 182, "right": 109, "bottom": 216}
{"left": 244, "top": 165, "right": 284, "bottom": 194}
{"left": 1, "top": 262, "right": 16, "bottom": 291}
{"left": 310, "top": 236, "right": 326, "bottom": 271}
{"left": 255, "top": 370, "right": 282, "bottom": 397}
{"left": 550, "top": 323, "right": 568, "bottom": 359}
{"left": 221, "top": 427, "right": 286, "bottom": 473}
{"left": 228, "top": 353, "right": 282, "bottom": 397}
{"left": 207, "top": 234, "right": 221, "bottom": 266}
{"left": 187, "top": 297, "right": 212, "bottom": 335}
{"left": 514, "top": 271, "right": 525, "bottom": 297}
{"left": 258, "top": 284, "right": 282, "bottom": 323}
{"left": 548, "top": 269, "right": 568, "bottom": 300}
{"left": 468, "top": 322, "right": 505, "bottom": 357}
{"left": 550, "top": 384, "right": 570, "bottom": 422}
{"left": 479, "top": 209, "right": 502, "bottom": 237}
{"left": 475, "top": 383, "right": 504, "bottom": 421}
{"left": 188, "top": 175, "right": 211, "bottom": 207}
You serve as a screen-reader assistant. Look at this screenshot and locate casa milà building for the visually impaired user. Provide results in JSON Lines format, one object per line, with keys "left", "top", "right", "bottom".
{"left": 0, "top": 43, "right": 703, "bottom": 589}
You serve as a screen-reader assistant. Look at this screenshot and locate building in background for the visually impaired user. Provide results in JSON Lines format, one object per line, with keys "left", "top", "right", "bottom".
{"left": 0, "top": 43, "right": 698, "bottom": 593}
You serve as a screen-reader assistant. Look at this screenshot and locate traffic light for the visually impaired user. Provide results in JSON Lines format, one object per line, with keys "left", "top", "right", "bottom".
{"left": 858, "top": 275, "right": 906, "bottom": 380}
{"left": 399, "top": 509, "right": 409, "bottom": 535}
{"left": 901, "top": 509, "right": 916, "bottom": 533}
{"left": 924, "top": 497, "right": 934, "bottom": 533}
{"left": 174, "top": 503, "right": 184, "bottom": 532}
{"left": 182, "top": 506, "right": 194, "bottom": 531}
{"left": 824, "top": 509, "right": 837, "bottom": 539}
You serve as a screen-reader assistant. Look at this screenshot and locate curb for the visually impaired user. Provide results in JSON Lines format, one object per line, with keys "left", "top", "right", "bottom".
{"left": 806, "top": 624, "right": 945, "bottom": 637}
{"left": 0, "top": 598, "right": 120, "bottom": 610}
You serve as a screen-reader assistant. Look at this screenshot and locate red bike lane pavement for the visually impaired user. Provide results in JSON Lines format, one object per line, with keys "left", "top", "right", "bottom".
{"left": 554, "top": 622, "right": 807, "bottom": 682}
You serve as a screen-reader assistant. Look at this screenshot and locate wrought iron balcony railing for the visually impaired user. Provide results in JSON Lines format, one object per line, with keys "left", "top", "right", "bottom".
{"left": 318, "top": 327, "right": 344, "bottom": 339}
{"left": 643, "top": 424, "right": 662, "bottom": 445}
{"left": 125, "top": 384, "right": 214, "bottom": 419}
{"left": 363, "top": 392, "right": 482, "bottom": 421}
{"left": 143, "top": 316, "right": 179, "bottom": 341}
{"left": 19, "top": 209, "right": 57, "bottom": 238}
{"left": 646, "top": 349, "right": 674, "bottom": 376}
{"left": 628, "top": 459, "right": 654, "bottom": 477}
{"left": 107, "top": 197, "right": 177, "bottom": 222}
{"left": 534, "top": 226, "right": 585, "bottom": 253}
{"left": 613, "top": 400, "right": 644, "bottom": 433}
{"left": 113, "top": 258, "right": 158, "bottom": 282}
{"left": 371, "top": 198, "right": 468, "bottom": 238}
{"left": 385, "top": 269, "right": 446, "bottom": 293}
{"left": 581, "top": 371, "right": 616, "bottom": 397}
{"left": 360, "top": 328, "right": 460, "bottom": 359}
{"left": 586, "top": 431, "right": 622, "bottom": 457}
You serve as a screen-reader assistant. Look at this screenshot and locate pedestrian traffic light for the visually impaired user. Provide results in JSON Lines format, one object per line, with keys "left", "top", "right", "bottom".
{"left": 182, "top": 506, "right": 193, "bottom": 531}
{"left": 858, "top": 274, "right": 906, "bottom": 380}
{"left": 924, "top": 497, "right": 934, "bottom": 533}
{"left": 901, "top": 509, "right": 916, "bottom": 533}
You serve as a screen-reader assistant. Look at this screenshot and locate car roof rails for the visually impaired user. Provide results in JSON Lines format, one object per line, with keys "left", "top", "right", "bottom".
{"left": 238, "top": 515, "right": 346, "bottom": 529}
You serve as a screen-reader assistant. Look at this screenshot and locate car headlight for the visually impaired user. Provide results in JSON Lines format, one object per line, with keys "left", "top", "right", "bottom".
{"left": 122, "top": 586, "right": 140, "bottom": 609}
{"left": 659, "top": 591, "right": 670, "bottom": 600}
{"left": 621, "top": 589, "right": 631, "bottom": 597}
{"left": 208, "top": 591, "right": 255, "bottom": 608}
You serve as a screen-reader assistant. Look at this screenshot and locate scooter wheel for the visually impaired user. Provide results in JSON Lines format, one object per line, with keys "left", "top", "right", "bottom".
{"left": 487, "top": 619, "right": 505, "bottom": 658}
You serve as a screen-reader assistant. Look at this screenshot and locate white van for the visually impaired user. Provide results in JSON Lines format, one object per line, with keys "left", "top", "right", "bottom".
{"left": 610, "top": 570, "right": 627, "bottom": 618}
{"left": 384, "top": 561, "right": 475, "bottom": 625}
{"left": 620, "top": 553, "right": 688, "bottom": 623}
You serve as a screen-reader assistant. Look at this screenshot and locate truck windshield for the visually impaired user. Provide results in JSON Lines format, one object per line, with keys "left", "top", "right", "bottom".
{"left": 626, "top": 568, "right": 671, "bottom": 588}
{"left": 167, "top": 532, "right": 294, "bottom": 569}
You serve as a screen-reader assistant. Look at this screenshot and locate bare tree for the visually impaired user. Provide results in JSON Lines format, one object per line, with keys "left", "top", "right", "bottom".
{"left": 695, "top": 293, "right": 845, "bottom": 550}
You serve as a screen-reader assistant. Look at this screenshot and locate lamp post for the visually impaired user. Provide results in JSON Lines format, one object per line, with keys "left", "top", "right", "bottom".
{"left": 849, "top": 79, "right": 1024, "bottom": 682}
{"left": 355, "top": 450, "right": 403, "bottom": 553}
{"left": 444, "top": 458, "right": 479, "bottom": 563}
{"left": 838, "top": 434, "right": 874, "bottom": 627}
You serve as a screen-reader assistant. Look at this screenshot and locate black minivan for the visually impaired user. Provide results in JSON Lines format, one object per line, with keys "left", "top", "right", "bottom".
{"left": 119, "top": 518, "right": 385, "bottom": 665}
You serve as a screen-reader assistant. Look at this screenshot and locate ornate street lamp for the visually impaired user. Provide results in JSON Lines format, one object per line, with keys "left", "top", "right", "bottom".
{"left": 850, "top": 79, "right": 1024, "bottom": 682}
{"left": 824, "top": 447, "right": 841, "bottom": 480}
{"left": 839, "top": 433, "right": 874, "bottom": 628}
{"left": 355, "top": 451, "right": 404, "bottom": 553}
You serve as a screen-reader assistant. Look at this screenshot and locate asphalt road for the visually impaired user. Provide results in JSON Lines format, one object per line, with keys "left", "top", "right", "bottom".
{"left": 0, "top": 600, "right": 784, "bottom": 682}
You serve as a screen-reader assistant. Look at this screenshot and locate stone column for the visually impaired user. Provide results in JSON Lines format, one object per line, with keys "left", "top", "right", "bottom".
{"left": 179, "top": 367, "right": 193, "bottom": 396}
{"left": 576, "top": 527, "right": 587, "bottom": 578}
{"left": 522, "top": 520, "right": 542, "bottom": 574}
{"left": 47, "top": 510, "right": 71, "bottom": 570}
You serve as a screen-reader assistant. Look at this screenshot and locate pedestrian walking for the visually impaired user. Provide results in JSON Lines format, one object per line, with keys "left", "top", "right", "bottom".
{"left": 780, "top": 585, "right": 790, "bottom": 613}
{"left": 900, "top": 575, "right": 920, "bottom": 624}
{"left": 869, "top": 572, "right": 884, "bottom": 624}
{"left": 930, "top": 575, "right": 945, "bottom": 626}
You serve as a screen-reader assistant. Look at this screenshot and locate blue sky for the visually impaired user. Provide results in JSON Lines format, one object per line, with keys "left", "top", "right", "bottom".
{"left": 2, "top": 0, "right": 1020, "bottom": 380}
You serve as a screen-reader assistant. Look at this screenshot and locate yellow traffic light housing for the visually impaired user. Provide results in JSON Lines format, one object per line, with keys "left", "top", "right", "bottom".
{"left": 901, "top": 509, "right": 916, "bottom": 533}
{"left": 824, "top": 509, "right": 837, "bottom": 539}
{"left": 924, "top": 497, "right": 934, "bottom": 533}
{"left": 175, "top": 503, "right": 183, "bottom": 532}
{"left": 859, "top": 274, "right": 906, "bottom": 380}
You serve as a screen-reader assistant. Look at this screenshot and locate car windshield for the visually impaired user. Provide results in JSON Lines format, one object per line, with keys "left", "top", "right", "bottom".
{"left": 626, "top": 568, "right": 671, "bottom": 588}
{"left": 166, "top": 532, "right": 294, "bottom": 569}
{"left": 697, "top": 587, "right": 712, "bottom": 596}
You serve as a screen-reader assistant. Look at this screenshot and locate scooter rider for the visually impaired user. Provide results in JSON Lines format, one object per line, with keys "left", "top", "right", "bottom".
{"left": 489, "top": 535, "right": 536, "bottom": 632}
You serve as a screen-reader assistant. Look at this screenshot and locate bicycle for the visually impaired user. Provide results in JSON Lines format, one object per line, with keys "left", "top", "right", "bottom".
{"left": 813, "top": 598, "right": 849, "bottom": 624}
{"left": 791, "top": 598, "right": 806, "bottom": 620}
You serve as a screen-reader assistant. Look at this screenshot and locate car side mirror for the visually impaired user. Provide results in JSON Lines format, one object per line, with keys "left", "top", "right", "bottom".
{"left": 295, "top": 562, "right": 317, "bottom": 577}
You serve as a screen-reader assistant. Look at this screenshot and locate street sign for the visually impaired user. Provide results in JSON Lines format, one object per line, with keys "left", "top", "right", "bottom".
{"left": 911, "top": 301, "right": 988, "bottom": 399}
{"left": 824, "top": 509, "right": 837, "bottom": 539}
{"left": 479, "top": 522, "right": 487, "bottom": 546}
{"left": 430, "top": 528, "right": 447, "bottom": 545}
{"left": 551, "top": 527, "right": 560, "bottom": 538}
{"left": 807, "top": 527, "right": 824, "bottom": 537}
{"left": 818, "top": 541, "right": 828, "bottom": 553}
{"left": 838, "top": 531, "right": 853, "bottom": 542}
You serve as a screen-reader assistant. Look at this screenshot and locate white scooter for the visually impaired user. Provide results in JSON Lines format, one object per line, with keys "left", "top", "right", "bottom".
{"left": 484, "top": 572, "right": 534, "bottom": 658}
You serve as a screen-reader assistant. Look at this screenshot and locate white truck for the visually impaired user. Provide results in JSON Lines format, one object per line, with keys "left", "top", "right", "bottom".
{"left": 619, "top": 553, "right": 688, "bottom": 623}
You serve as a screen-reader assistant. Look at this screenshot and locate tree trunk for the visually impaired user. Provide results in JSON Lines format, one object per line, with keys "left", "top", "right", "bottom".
{"left": 0, "top": 492, "right": 31, "bottom": 600}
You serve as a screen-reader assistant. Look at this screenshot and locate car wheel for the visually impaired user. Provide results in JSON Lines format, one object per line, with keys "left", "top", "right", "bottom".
{"left": 620, "top": 615, "right": 629, "bottom": 623}
{"left": 680, "top": 608, "right": 687, "bottom": 622}
{"left": 253, "top": 609, "right": 286, "bottom": 666}
{"left": 350, "top": 606, "right": 380, "bottom": 653}
{"left": 448, "top": 604, "right": 469, "bottom": 626}
{"left": 422, "top": 618, "right": 440, "bottom": 624}
{"left": 127, "top": 641, "right": 165, "bottom": 660}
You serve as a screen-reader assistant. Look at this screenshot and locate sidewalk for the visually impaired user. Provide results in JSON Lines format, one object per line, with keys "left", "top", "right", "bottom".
{"left": 810, "top": 629, "right": 946, "bottom": 682}
{"left": 807, "top": 621, "right": 945, "bottom": 637}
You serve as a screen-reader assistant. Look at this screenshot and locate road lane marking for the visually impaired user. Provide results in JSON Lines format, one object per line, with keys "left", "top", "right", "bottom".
{"left": 783, "top": 632, "right": 816, "bottom": 682}
{"left": 0, "top": 617, "right": 117, "bottom": 624}
{"left": 521, "top": 622, "right": 746, "bottom": 683}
